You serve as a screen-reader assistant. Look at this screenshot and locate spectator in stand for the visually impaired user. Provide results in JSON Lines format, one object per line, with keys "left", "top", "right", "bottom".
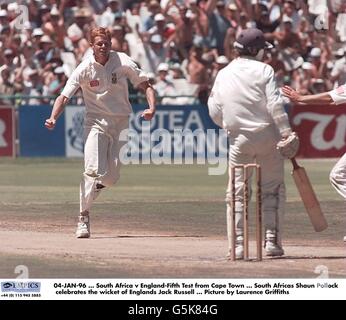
{"left": 331, "top": 48, "right": 346, "bottom": 87}
{"left": 267, "top": 17, "right": 303, "bottom": 73}
{"left": 153, "top": 62, "right": 175, "bottom": 103}
{"left": 335, "top": 2, "right": 346, "bottom": 42}
{"left": 23, "top": 69, "right": 44, "bottom": 105}
{"left": 170, "top": 63, "right": 185, "bottom": 80}
{"left": 254, "top": 2, "right": 281, "bottom": 34}
{"left": 161, "top": 0, "right": 183, "bottom": 18}
{"left": 0, "top": 0, "right": 345, "bottom": 106}
{"left": 111, "top": 25, "right": 130, "bottom": 54}
{"left": 168, "top": 62, "right": 199, "bottom": 105}
{"left": 38, "top": 35, "right": 55, "bottom": 62}
{"left": 223, "top": 27, "right": 237, "bottom": 61}
{"left": 67, "top": 9, "right": 94, "bottom": 63}
{"left": 0, "top": 67, "right": 16, "bottom": 103}
{"left": 269, "top": 17, "right": 302, "bottom": 54}
{"left": 309, "top": 45, "right": 330, "bottom": 79}
{"left": 236, "top": 12, "right": 250, "bottom": 37}
{"left": 138, "top": 33, "right": 170, "bottom": 74}
{"left": 0, "top": 9, "right": 10, "bottom": 31}
{"left": 0, "top": 49, "right": 18, "bottom": 75}
{"left": 295, "top": 62, "right": 315, "bottom": 94}
{"left": 310, "top": 78, "right": 328, "bottom": 94}
{"left": 43, "top": 66, "right": 68, "bottom": 96}
{"left": 67, "top": 8, "right": 93, "bottom": 45}
{"left": 37, "top": 4, "right": 51, "bottom": 28}
{"left": 282, "top": 0, "right": 301, "bottom": 32}
{"left": 206, "top": 0, "right": 231, "bottom": 55}
{"left": 187, "top": 44, "right": 209, "bottom": 104}
{"left": 142, "top": 0, "right": 161, "bottom": 32}
{"left": 171, "top": 4, "right": 195, "bottom": 59}
{"left": 265, "top": 48, "right": 286, "bottom": 86}
{"left": 211, "top": 55, "right": 229, "bottom": 84}
{"left": 99, "top": 0, "right": 122, "bottom": 28}
{"left": 31, "top": 28, "right": 45, "bottom": 50}
{"left": 42, "top": 6, "right": 66, "bottom": 49}
{"left": 226, "top": 3, "right": 239, "bottom": 29}
{"left": 147, "top": 13, "right": 175, "bottom": 42}
{"left": 188, "top": 0, "right": 209, "bottom": 46}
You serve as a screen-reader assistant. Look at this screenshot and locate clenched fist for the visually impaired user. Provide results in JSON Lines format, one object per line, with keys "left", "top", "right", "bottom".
{"left": 45, "top": 118, "right": 56, "bottom": 130}
{"left": 141, "top": 109, "right": 155, "bottom": 121}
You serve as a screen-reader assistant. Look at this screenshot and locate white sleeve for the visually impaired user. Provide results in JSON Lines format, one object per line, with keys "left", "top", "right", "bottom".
{"left": 61, "top": 66, "right": 82, "bottom": 99}
{"left": 265, "top": 66, "right": 291, "bottom": 136}
{"left": 208, "top": 81, "right": 223, "bottom": 128}
{"left": 329, "top": 85, "right": 346, "bottom": 105}
{"left": 124, "top": 55, "right": 148, "bottom": 88}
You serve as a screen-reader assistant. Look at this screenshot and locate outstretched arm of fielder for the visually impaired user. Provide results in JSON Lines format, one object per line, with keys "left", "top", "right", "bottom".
{"left": 45, "top": 95, "right": 69, "bottom": 130}
{"left": 281, "top": 86, "right": 334, "bottom": 105}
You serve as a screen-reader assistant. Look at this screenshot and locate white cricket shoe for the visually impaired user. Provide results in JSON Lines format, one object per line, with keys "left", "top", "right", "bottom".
{"left": 265, "top": 229, "right": 284, "bottom": 257}
{"left": 265, "top": 242, "right": 284, "bottom": 257}
{"left": 76, "top": 214, "right": 90, "bottom": 238}
{"left": 343, "top": 235, "right": 346, "bottom": 242}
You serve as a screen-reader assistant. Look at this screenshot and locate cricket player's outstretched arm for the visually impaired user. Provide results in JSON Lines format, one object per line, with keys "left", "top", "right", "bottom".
{"left": 45, "top": 63, "right": 82, "bottom": 130}
{"left": 138, "top": 81, "right": 156, "bottom": 121}
{"left": 281, "top": 85, "right": 335, "bottom": 105}
{"left": 45, "top": 95, "right": 69, "bottom": 130}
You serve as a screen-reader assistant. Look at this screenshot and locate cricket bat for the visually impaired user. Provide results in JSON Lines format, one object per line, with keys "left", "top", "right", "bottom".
{"left": 290, "top": 158, "right": 328, "bottom": 232}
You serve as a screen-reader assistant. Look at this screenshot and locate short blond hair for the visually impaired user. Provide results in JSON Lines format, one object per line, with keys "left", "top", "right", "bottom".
{"left": 90, "top": 27, "right": 111, "bottom": 44}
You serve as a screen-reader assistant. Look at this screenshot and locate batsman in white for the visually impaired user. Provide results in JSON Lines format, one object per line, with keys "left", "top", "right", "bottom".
{"left": 208, "top": 28, "right": 299, "bottom": 259}
{"left": 45, "top": 27, "right": 156, "bottom": 238}
{"left": 282, "top": 84, "right": 346, "bottom": 242}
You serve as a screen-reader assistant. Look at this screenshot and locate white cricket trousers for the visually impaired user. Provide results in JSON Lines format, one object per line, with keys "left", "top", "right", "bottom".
{"left": 225, "top": 125, "right": 286, "bottom": 251}
{"left": 80, "top": 115, "right": 129, "bottom": 213}
{"left": 329, "top": 152, "right": 346, "bottom": 200}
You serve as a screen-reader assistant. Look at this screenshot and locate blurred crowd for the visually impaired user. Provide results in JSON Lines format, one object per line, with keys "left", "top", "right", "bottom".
{"left": 0, "top": 0, "right": 345, "bottom": 106}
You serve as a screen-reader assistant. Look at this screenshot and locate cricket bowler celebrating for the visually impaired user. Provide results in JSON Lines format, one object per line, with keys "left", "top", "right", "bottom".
{"left": 208, "top": 28, "right": 299, "bottom": 259}
{"left": 45, "top": 27, "right": 156, "bottom": 238}
{"left": 282, "top": 84, "right": 346, "bottom": 242}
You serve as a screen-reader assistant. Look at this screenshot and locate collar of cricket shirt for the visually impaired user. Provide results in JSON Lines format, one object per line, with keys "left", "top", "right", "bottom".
{"left": 91, "top": 51, "right": 112, "bottom": 68}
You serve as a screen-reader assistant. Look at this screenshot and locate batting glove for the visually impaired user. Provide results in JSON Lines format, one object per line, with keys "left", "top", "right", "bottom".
{"left": 276, "top": 132, "right": 300, "bottom": 159}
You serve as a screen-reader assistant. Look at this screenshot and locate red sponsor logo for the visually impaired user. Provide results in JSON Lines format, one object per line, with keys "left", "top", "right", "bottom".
{"left": 336, "top": 85, "right": 345, "bottom": 95}
{"left": 89, "top": 79, "right": 99, "bottom": 87}
{"left": 291, "top": 103, "right": 346, "bottom": 158}
{"left": 0, "top": 107, "right": 14, "bottom": 157}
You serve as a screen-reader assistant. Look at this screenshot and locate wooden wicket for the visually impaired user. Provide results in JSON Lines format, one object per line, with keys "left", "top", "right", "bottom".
{"left": 230, "top": 164, "right": 262, "bottom": 261}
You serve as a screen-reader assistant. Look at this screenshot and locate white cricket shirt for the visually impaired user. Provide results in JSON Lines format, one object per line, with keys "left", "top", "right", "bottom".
{"left": 61, "top": 51, "right": 148, "bottom": 117}
{"left": 208, "top": 57, "right": 290, "bottom": 135}
{"left": 329, "top": 84, "right": 346, "bottom": 105}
